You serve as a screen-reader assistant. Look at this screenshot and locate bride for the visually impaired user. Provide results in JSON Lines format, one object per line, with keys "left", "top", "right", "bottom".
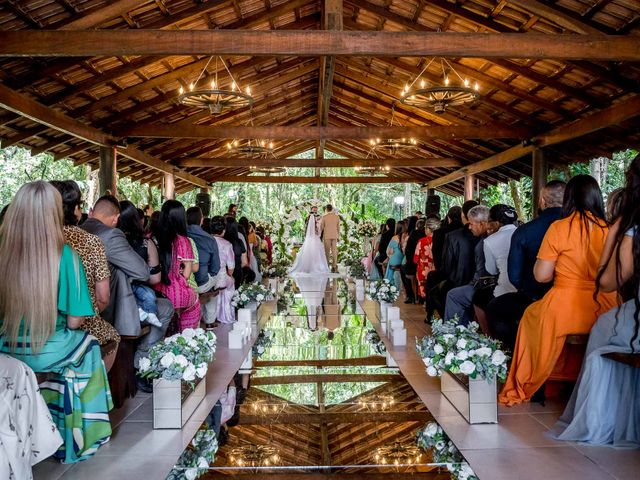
{"left": 289, "top": 210, "right": 330, "bottom": 275}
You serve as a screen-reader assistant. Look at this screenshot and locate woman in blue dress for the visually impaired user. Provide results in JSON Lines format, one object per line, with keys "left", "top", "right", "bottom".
{"left": 0, "top": 181, "right": 113, "bottom": 463}
{"left": 551, "top": 154, "right": 640, "bottom": 447}
{"left": 385, "top": 222, "right": 405, "bottom": 291}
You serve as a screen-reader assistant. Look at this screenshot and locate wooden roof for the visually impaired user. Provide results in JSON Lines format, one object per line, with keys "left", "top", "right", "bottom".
{"left": 0, "top": 0, "right": 639, "bottom": 194}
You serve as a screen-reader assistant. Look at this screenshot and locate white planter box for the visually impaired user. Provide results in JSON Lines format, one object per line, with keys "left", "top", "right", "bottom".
{"left": 239, "top": 350, "right": 253, "bottom": 374}
{"left": 379, "top": 301, "right": 391, "bottom": 322}
{"left": 386, "top": 351, "right": 398, "bottom": 367}
{"left": 392, "top": 328, "right": 407, "bottom": 346}
{"left": 440, "top": 371, "right": 498, "bottom": 424}
{"left": 153, "top": 378, "right": 206, "bottom": 429}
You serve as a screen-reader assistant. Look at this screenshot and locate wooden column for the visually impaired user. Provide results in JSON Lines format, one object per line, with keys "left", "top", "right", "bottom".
{"left": 464, "top": 173, "right": 475, "bottom": 201}
{"left": 98, "top": 146, "right": 117, "bottom": 196}
{"left": 163, "top": 171, "right": 175, "bottom": 201}
{"left": 532, "top": 148, "right": 548, "bottom": 217}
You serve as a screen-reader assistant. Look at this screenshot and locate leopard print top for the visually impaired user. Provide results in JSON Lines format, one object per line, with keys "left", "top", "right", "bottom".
{"left": 63, "top": 226, "right": 120, "bottom": 349}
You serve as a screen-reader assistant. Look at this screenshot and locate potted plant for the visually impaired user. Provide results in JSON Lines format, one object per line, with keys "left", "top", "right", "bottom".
{"left": 231, "top": 283, "right": 274, "bottom": 311}
{"left": 367, "top": 279, "right": 400, "bottom": 321}
{"left": 138, "top": 328, "right": 216, "bottom": 429}
{"left": 416, "top": 422, "right": 479, "bottom": 480}
{"left": 416, "top": 318, "right": 508, "bottom": 424}
{"left": 166, "top": 428, "right": 218, "bottom": 480}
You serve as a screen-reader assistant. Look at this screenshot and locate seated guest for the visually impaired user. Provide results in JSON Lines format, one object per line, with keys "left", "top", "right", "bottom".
{"left": 50, "top": 180, "right": 121, "bottom": 372}
{"left": 402, "top": 218, "right": 426, "bottom": 304}
{"left": 552, "top": 154, "right": 640, "bottom": 447}
{"left": 444, "top": 205, "right": 490, "bottom": 325}
{"left": 385, "top": 222, "right": 405, "bottom": 291}
{"left": 0, "top": 181, "right": 112, "bottom": 463}
{"left": 186, "top": 206, "right": 221, "bottom": 326}
{"left": 431, "top": 206, "right": 463, "bottom": 272}
{"left": 117, "top": 201, "right": 163, "bottom": 328}
{"left": 225, "top": 217, "right": 248, "bottom": 289}
{"left": 415, "top": 218, "right": 441, "bottom": 301}
{"left": 211, "top": 216, "right": 236, "bottom": 324}
{"left": 472, "top": 204, "right": 518, "bottom": 333}
{"left": 154, "top": 200, "right": 200, "bottom": 330}
{"left": 0, "top": 354, "right": 63, "bottom": 477}
{"left": 486, "top": 181, "right": 565, "bottom": 351}
{"left": 429, "top": 201, "right": 480, "bottom": 318}
{"left": 83, "top": 196, "right": 173, "bottom": 388}
{"left": 499, "top": 175, "right": 618, "bottom": 406}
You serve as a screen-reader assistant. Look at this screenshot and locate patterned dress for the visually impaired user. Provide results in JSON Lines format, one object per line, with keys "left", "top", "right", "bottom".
{"left": 63, "top": 226, "right": 120, "bottom": 352}
{"left": 213, "top": 236, "right": 236, "bottom": 324}
{"left": 154, "top": 235, "right": 200, "bottom": 330}
{"left": 414, "top": 234, "right": 435, "bottom": 298}
{"left": 0, "top": 245, "right": 113, "bottom": 463}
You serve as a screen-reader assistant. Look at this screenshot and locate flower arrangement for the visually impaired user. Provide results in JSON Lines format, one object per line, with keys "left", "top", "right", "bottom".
{"left": 252, "top": 329, "right": 275, "bottom": 357}
{"left": 254, "top": 220, "right": 273, "bottom": 236}
{"left": 365, "top": 328, "right": 386, "bottom": 355}
{"left": 343, "top": 255, "right": 367, "bottom": 278}
{"left": 416, "top": 422, "right": 478, "bottom": 480}
{"left": 367, "top": 279, "right": 400, "bottom": 303}
{"left": 231, "top": 283, "right": 274, "bottom": 308}
{"left": 356, "top": 220, "right": 379, "bottom": 238}
{"left": 138, "top": 328, "right": 216, "bottom": 387}
{"left": 166, "top": 428, "right": 218, "bottom": 480}
{"left": 415, "top": 318, "right": 509, "bottom": 382}
{"left": 264, "top": 257, "right": 291, "bottom": 278}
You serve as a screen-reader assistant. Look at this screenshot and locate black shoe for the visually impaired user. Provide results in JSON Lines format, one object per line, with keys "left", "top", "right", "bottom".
{"left": 135, "top": 376, "right": 153, "bottom": 394}
{"left": 404, "top": 297, "right": 415, "bottom": 304}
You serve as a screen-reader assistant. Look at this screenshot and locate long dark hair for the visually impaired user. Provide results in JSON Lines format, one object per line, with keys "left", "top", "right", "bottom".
{"left": 378, "top": 218, "right": 396, "bottom": 256}
{"left": 224, "top": 216, "right": 245, "bottom": 256}
{"left": 596, "top": 155, "right": 640, "bottom": 350}
{"left": 562, "top": 174, "right": 607, "bottom": 242}
{"left": 117, "top": 200, "right": 144, "bottom": 243}
{"left": 155, "top": 200, "right": 188, "bottom": 284}
{"left": 50, "top": 180, "right": 82, "bottom": 226}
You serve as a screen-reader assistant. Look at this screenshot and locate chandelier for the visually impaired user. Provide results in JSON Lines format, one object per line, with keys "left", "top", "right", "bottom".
{"left": 373, "top": 442, "right": 423, "bottom": 467}
{"left": 369, "top": 106, "right": 418, "bottom": 156}
{"left": 178, "top": 56, "right": 253, "bottom": 115}
{"left": 356, "top": 394, "right": 395, "bottom": 411}
{"left": 400, "top": 58, "right": 480, "bottom": 114}
{"left": 249, "top": 400, "right": 287, "bottom": 414}
{"left": 228, "top": 444, "right": 280, "bottom": 469}
{"left": 227, "top": 138, "right": 275, "bottom": 158}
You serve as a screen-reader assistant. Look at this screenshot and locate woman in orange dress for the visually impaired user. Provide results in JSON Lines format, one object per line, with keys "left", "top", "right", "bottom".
{"left": 499, "top": 175, "right": 618, "bottom": 406}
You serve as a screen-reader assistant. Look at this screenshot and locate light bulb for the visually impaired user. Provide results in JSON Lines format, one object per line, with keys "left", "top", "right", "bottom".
{"left": 444, "top": 77, "right": 449, "bottom": 86}
{"left": 269, "top": 142, "right": 273, "bottom": 149}
{"left": 179, "top": 86, "right": 184, "bottom": 95}
{"left": 227, "top": 142, "right": 232, "bottom": 149}
{"left": 231, "top": 81, "right": 237, "bottom": 91}
{"left": 464, "top": 78, "right": 469, "bottom": 87}
{"left": 246, "top": 86, "right": 251, "bottom": 95}
{"left": 474, "top": 82, "right": 479, "bottom": 91}
{"left": 210, "top": 80, "right": 216, "bottom": 89}
{"left": 420, "top": 79, "right": 426, "bottom": 88}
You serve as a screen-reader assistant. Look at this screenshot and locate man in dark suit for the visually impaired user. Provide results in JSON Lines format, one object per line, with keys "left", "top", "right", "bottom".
{"left": 83, "top": 196, "right": 174, "bottom": 389}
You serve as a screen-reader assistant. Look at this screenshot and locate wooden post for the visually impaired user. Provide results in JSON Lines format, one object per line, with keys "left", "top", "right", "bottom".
{"left": 98, "top": 145, "right": 117, "bottom": 196}
{"left": 532, "top": 148, "right": 548, "bottom": 217}
{"left": 163, "top": 171, "right": 175, "bottom": 201}
{"left": 464, "top": 173, "right": 475, "bottom": 201}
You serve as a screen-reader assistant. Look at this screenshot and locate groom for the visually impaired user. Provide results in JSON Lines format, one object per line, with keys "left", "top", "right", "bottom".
{"left": 319, "top": 204, "right": 340, "bottom": 273}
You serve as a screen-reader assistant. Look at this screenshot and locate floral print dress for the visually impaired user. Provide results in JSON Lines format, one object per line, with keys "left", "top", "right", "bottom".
{"left": 414, "top": 234, "right": 435, "bottom": 298}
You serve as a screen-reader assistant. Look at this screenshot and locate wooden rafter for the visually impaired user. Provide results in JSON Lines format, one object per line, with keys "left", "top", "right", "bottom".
{"left": 239, "top": 411, "right": 432, "bottom": 425}
{"left": 0, "top": 30, "right": 638, "bottom": 60}
{"left": 176, "top": 157, "right": 461, "bottom": 168}
{"left": 211, "top": 176, "right": 421, "bottom": 184}
{"left": 59, "top": 0, "right": 148, "bottom": 30}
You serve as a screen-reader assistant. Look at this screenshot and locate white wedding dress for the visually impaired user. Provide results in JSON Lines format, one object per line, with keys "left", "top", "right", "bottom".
{"left": 289, "top": 214, "right": 330, "bottom": 275}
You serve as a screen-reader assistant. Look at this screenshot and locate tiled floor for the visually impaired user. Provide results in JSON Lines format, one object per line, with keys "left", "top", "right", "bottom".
{"left": 369, "top": 300, "right": 640, "bottom": 480}
{"left": 33, "top": 293, "right": 639, "bottom": 480}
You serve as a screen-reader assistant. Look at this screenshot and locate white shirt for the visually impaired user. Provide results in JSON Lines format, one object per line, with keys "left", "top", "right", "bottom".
{"left": 484, "top": 224, "right": 518, "bottom": 297}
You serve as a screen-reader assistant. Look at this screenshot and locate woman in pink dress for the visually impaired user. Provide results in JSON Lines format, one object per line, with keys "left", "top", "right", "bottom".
{"left": 210, "top": 216, "right": 236, "bottom": 324}
{"left": 154, "top": 200, "right": 200, "bottom": 330}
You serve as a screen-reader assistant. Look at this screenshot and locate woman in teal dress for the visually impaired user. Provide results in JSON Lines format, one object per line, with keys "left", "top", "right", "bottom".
{"left": 385, "top": 222, "right": 405, "bottom": 291}
{"left": 0, "top": 181, "right": 113, "bottom": 463}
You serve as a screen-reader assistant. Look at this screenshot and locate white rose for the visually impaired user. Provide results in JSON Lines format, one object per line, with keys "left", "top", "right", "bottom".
{"left": 182, "top": 328, "right": 196, "bottom": 339}
{"left": 456, "top": 350, "right": 469, "bottom": 361}
{"left": 476, "top": 347, "right": 492, "bottom": 357}
{"left": 433, "top": 344, "right": 444, "bottom": 355}
{"left": 459, "top": 464, "right": 475, "bottom": 479}
{"left": 198, "top": 457, "right": 209, "bottom": 469}
{"left": 443, "top": 334, "right": 454, "bottom": 343}
{"left": 424, "top": 422, "right": 439, "bottom": 436}
{"left": 435, "top": 440, "right": 446, "bottom": 451}
{"left": 390, "top": 286, "right": 397, "bottom": 292}
{"left": 256, "top": 294, "right": 264, "bottom": 302}
{"left": 456, "top": 338, "right": 467, "bottom": 349}
{"left": 174, "top": 355, "right": 189, "bottom": 367}
{"left": 491, "top": 350, "right": 506, "bottom": 366}
{"left": 459, "top": 360, "right": 476, "bottom": 375}
{"left": 184, "top": 468, "right": 198, "bottom": 480}
{"left": 426, "top": 365, "right": 439, "bottom": 377}
{"left": 444, "top": 352, "right": 455, "bottom": 365}
{"left": 138, "top": 357, "right": 151, "bottom": 372}
{"left": 188, "top": 339, "right": 198, "bottom": 349}
{"left": 160, "top": 352, "right": 176, "bottom": 368}
{"left": 196, "top": 364, "right": 208, "bottom": 378}
{"left": 182, "top": 364, "right": 196, "bottom": 382}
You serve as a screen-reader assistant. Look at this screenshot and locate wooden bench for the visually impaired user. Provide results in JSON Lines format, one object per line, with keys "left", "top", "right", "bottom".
{"left": 108, "top": 325, "right": 151, "bottom": 408}
{"left": 547, "top": 334, "right": 589, "bottom": 382}
{"left": 602, "top": 352, "right": 640, "bottom": 368}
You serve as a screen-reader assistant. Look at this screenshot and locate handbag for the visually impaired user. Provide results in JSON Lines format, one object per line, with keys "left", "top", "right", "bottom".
{"left": 473, "top": 275, "right": 498, "bottom": 290}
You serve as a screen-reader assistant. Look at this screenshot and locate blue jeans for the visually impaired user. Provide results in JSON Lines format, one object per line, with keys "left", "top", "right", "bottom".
{"left": 132, "top": 283, "right": 158, "bottom": 314}
{"left": 444, "top": 284, "right": 475, "bottom": 325}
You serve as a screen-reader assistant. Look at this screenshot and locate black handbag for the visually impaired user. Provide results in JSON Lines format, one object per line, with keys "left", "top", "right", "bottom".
{"left": 473, "top": 275, "right": 498, "bottom": 290}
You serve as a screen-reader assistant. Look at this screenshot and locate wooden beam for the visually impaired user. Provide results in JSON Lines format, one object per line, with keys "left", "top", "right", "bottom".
{"left": 0, "top": 31, "right": 638, "bottom": 60}
{"left": 177, "top": 157, "right": 461, "bottom": 168}
{"left": 251, "top": 373, "right": 401, "bottom": 385}
{"left": 59, "top": 0, "right": 146, "bottom": 29}
{"left": 125, "top": 125, "right": 529, "bottom": 140}
{"left": 239, "top": 411, "right": 431, "bottom": 425}
{"left": 425, "top": 94, "right": 640, "bottom": 188}
{"left": 508, "top": 0, "right": 606, "bottom": 35}
{"left": 254, "top": 357, "right": 387, "bottom": 367}
{"left": 204, "top": 473, "right": 444, "bottom": 479}
{"left": 213, "top": 175, "right": 418, "bottom": 184}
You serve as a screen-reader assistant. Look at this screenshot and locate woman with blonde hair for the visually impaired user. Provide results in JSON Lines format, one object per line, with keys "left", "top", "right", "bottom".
{"left": 0, "top": 181, "right": 112, "bottom": 463}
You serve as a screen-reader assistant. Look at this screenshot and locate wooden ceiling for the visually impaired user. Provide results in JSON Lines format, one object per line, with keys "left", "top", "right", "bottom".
{"left": 0, "top": 0, "right": 639, "bottom": 194}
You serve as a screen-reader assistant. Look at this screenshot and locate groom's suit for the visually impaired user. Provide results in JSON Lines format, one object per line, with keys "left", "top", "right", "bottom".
{"left": 320, "top": 211, "right": 340, "bottom": 272}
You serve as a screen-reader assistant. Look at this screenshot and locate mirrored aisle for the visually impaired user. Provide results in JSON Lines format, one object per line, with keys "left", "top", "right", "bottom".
{"left": 169, "top": 276, "right": 473, "bottom": 480}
